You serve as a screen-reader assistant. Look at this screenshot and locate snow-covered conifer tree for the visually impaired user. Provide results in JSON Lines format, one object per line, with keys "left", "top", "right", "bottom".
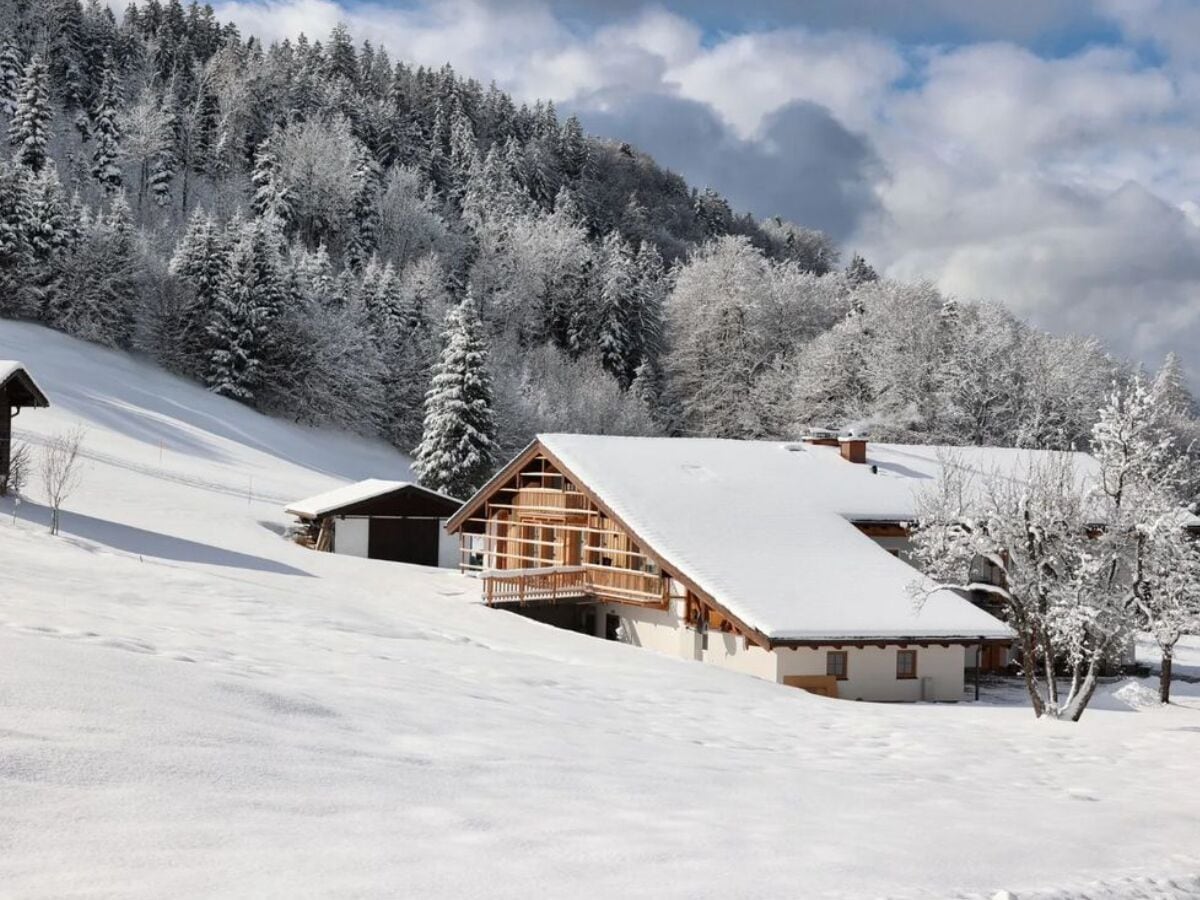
{"left": 596, "top": 230, "right": 637, "bottom": 388}
{"left": 90, "top": 56, "right": 123, "bottom": 193}
{"left": 413, "top": 291, "right": 497, "bottom": 498}
{"left": 9, "top": 56, "right": 52, "bottom": 173}
{"left": 345, "top": 146, "right": 382, "bottom": 270}
{"left": 0, "top": 37, "right": 23, "bottom": 118}
{"left": 0, "top": 160, "right": 32, "bottom": 316}
{"left": 694, "top": 187, "right": 733, "bottom": 237}
{"left": 52, "top": 192, "right": 137, "bottom": 349}
{"left": 558, "top": 114, "right": 588, "bottom": 183}
{"left": 149, "top": 90, "right": 178, "bottom": 208}
{"left": 206, "top": 227, "right": 268, "bottom": 401}
{"left": 632, "top": 240, "right": 666, "bottom": 372}
{"left": 844, "top": 253, "right": 878, "bottom": 286}
{"left": 250, "top": 132, "right": 291, "bottom": 224}
{"left": 170, "top": 207, "right": 228, "bottom": 369}
{"left": 447, "top": 102, "right": 479, "bottom": 206}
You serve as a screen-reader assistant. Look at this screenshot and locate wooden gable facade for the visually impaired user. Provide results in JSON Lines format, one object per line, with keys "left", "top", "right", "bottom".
{"left": 445, "top": 440, "right": 773, "bottom": 648}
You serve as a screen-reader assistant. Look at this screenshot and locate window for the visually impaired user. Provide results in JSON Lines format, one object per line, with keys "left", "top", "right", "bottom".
{"left": 896, "top": 649, "right": 917, "bottom": 679}
{"left": 826, "top": 651, "right": 848, "bottom": 680}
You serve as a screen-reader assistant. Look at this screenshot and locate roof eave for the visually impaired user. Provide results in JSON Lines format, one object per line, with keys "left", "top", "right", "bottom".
{"left": 767, "top": 633, "right": 1015, "bottom": 649}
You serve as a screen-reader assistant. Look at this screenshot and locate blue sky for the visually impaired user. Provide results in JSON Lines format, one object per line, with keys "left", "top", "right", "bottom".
{"left": 210, "top": 0, "right": 1200, "bottom": 382}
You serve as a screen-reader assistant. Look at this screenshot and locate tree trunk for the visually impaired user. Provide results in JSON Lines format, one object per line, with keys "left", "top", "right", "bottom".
{"left": 1065, "top": 655, "right": 1102, "bottom": 721}
{"left": 1042, "top": 629, "right": 1059, "bottom": 707}
{"left": 1160, "top": 651, "right": 1173, "bottom": 704}
{"left": 1020, "top": 633, "right": 1045, "bottom": 717}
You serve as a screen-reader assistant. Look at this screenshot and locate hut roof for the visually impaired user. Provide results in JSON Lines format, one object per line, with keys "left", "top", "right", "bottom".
{"left": 0, "top": 361, "right": 49, "bottom": 408}
{"left": 285, "top": 479, "right": 460, "bottom": 520}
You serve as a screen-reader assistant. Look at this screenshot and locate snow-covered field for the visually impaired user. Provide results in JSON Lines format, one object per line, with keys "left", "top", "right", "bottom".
{"left": 2, "top": 321, "right": 1199, "bottom": 899}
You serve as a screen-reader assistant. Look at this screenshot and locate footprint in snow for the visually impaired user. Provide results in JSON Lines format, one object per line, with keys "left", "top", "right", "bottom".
{"left": 1066, "top": 787, "right": 1099, "bottom": 801}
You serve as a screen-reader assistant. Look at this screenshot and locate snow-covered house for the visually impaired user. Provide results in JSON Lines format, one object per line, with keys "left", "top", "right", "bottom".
{"left": 444, "top": 434, "right": 1096, "bottom": 702}
{"left": 0, "top": 361, "right": 49, "bottom": 491}
{"left": 286, "top": 479, "right": 461, "bottom": 568}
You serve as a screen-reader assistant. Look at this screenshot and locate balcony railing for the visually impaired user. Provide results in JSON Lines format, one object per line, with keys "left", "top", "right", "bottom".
{"left": 480, "top": 564, "right": 664, "bottom": 607}
{"left": 483, "top": 566, "right": 588, "bottom": 605}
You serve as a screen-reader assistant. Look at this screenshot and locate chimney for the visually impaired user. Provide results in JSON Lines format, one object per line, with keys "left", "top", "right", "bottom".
{"left": 839, "top": 436, "right": 868, "bottom": 464}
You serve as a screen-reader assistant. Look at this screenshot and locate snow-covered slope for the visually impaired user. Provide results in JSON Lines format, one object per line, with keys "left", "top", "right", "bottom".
{"left": 2, "top": 321, "right": 1199, "bottom": 900}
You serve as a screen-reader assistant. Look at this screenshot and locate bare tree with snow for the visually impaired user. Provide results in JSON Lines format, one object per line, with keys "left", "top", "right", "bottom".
{"left": 40, "top": 427, "right": 85, "bottom": 536}
{"left": 909, "top": 452, "right": 1125, "bottom": 720}
{"left": 1090, "top": 374, "right": 1200, "bottom": 703}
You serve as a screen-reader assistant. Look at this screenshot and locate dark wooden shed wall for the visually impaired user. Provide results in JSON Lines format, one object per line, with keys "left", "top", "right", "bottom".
{"left": 310, "top": 485, "right": 462, "bottom": 567}
{"left": 319, "top": 486, "right": 460, "bottom": 520}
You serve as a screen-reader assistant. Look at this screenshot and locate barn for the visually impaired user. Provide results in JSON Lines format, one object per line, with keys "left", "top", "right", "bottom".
{"left": 285, "top": 479, "right": 462, "bottom": 568}
{"left": 1, "top": 361, "right": 50, "bottom": 494}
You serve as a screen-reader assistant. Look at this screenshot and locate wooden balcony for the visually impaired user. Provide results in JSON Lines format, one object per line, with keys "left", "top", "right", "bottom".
{"left": 483, "top": 566, "right": 588, "bottom": 605}
{"left": 480, "top": 565, "right": 665, "bottom": 608}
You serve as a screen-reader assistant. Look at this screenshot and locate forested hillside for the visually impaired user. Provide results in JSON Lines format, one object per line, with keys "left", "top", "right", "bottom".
{"left": 0, "top": 0, "right": 1197, "bottom": 497}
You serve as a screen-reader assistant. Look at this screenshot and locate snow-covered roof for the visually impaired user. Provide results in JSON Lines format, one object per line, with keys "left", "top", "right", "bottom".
{"left": 285, "top": 479, "right": 459, "bottom": 519}
{"left": 0, "top": 360, "right": 49, "bottom": 406}
{"left": 536, "top": 434, "right": 1064, "bottom": 642}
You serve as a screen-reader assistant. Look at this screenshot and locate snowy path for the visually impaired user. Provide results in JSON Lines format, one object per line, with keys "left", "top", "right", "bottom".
{"left": 2, "top": 321, "right": 1199, "bottom": 898}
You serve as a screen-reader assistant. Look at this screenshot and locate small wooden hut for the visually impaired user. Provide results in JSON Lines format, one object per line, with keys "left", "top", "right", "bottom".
{"left": 285, "top": 479, "right": 462, "bottom": 568}
{"left": 0, "top": 361, "right": 50, "bottom": 492}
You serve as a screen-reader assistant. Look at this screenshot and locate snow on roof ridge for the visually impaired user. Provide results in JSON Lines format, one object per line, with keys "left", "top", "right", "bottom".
{"left": 285, "top": 478, "right": 458, "bottom": 519}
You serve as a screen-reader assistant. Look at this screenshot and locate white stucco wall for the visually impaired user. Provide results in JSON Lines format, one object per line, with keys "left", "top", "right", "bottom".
{"left": 701, "top": 632, "right": 779, "bottom": 680}
{"left": 592, "top": 599, "right": 967, "bottom": 702}
{"left": 776, "top": 644, "right": 965, "bottom": 702}
{"left": 437, "top": 521, "right": 458, "bottom": 569}
{"left": 596, "top": 602, "right": 699, "bottom": 660}
{"left": 596, "top": 602, "right": 779, "bottom": 679}
{"left": 334, "top": 517, "right": 370, "bottom": 558}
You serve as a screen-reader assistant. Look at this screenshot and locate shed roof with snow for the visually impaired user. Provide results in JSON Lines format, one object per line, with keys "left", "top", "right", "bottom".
{"left": 0, "top": 361, "right": 50, "bottom": 408}
{"left": 490, "top": 434, "right": 1089, "bottom": 642}
{"left": 285, "top": 479, "right": 461, "bottom": 520}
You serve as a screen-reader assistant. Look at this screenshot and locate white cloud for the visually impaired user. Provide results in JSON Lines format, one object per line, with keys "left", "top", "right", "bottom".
{"left": 666, "top": 29, "right": 904, "bottom": 137}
